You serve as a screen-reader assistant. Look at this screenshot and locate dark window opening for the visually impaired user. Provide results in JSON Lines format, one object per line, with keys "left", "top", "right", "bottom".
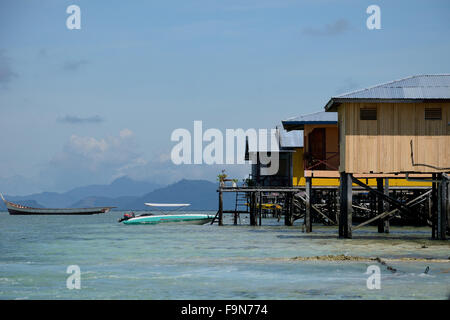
{"left": 360, "top": 107, "right": 377, "bottom": 120}
{"left": 425, "top": 107, "right": 442, "bottom": 120}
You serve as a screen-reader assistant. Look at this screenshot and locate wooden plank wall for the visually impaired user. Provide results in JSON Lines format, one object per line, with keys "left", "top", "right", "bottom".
{"left": 340, "top": 102, "right": 450, "bottom": 173}
{"left": 303, "top": 124, "right": 340, "bottom": 169}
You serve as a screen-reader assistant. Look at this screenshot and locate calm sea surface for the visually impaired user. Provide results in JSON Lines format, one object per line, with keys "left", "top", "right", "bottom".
{"left": 0, "top": 210, "right": 449, "bottom": 299}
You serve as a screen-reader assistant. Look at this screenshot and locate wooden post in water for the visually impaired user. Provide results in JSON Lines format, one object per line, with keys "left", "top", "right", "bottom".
{"left": 249, "top": 191, "right": 254, "bottom": 226}
{"left": 339, "top": 172, "right": 353, "bottom": 239}
{"left": 346, "top": 174, "right": 353, "bottom": 238}
{"left": 431, "top": 173, "right": 438, "bottom": 239}
{"left": 218, "top": 189, "right": 224, "bottom": 226}
{"left": 447, "top": 176, "right": 450, "bottom": 234}
{"left": 383, "top": 178, "right": 390, "bottom": 233}
{"left": 437, "top": 174, "right": 448, "bottom": 240}
{"left": 376, "top": 178, "right": 389, "bottom": 233}
{"left": 428, "top": 189, "right": 432, "bottom": 231}
{"left": 284, "top": 192, "right": 293, "bottom": 226}
{"left": 249, "top": 192, "right": 257, "bottom": 226}
{"left": 338, "top": 174, "right": 344, "bottom": 237}
{"left": 284, "top": 193, "right": 288, "bottom": 226}
{"left": 258, "top": 192, "right": 262, "bottom": 226}
{"left": 284, "top": 192, "right": 288, "bottom": 226}
{"left": 333, "top": 189, "right": 338, "bottom": 224}
{"left": 377, "top": 178, "right": 384, "bottom": 233}
{"left": 305, "top": 177, "right": 312, "bottom": 233}
{"left": 290, "top": 192, "right": 295, "bottom": 226}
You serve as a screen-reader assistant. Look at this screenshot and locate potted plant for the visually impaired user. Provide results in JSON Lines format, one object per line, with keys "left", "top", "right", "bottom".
{"left": 232, "top": 179, "right": 238, "bottom": 188}
{"left": 217, "top": 170, "right": 227, "bottom": 187}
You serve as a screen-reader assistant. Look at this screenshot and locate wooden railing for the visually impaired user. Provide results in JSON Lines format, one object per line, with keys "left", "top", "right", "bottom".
{"left": 304, "top": 151, "right": 339, "bottom": 171}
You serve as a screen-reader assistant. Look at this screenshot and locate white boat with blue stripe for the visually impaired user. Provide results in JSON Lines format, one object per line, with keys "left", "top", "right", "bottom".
{"left": 119, "top": 203, "right": 215, "bottom": 225}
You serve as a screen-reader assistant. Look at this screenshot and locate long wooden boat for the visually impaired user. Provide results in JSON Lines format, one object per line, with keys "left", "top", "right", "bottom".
{"left": 1, "top": 193, "right": 115, "bottom": 215}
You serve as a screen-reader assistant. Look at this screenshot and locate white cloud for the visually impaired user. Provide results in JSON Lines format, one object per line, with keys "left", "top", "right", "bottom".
{"left": 39, "top": 129, "right": 250, "bottom": 192}
{"left": 42, "top": 129, "right": 142, "bottom": 190}
{"left": 60, "top": 131, "right": 136, "bottom": 168}
{"left": 119, "top": 128, "right": 133, "bottom": 138}
{"left": 68, "top": 135, "right": 108, "bottom": 157}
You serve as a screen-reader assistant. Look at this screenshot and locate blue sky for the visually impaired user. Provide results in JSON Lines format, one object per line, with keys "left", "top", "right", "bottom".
{"left": 1, "top": 0, "right": 450, "bottom": 194}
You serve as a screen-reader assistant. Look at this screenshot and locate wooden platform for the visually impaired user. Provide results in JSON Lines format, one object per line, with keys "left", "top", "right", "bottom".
{"left": 305, "top": 170, "right": 432, "bottom": 179}
{"left": 216, "top": 175, "right": 447, "bottom": 240}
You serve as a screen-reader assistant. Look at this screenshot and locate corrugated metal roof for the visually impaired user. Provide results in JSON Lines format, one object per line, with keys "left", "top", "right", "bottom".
{"left": 246, "top": 126, "right": 303, "bottom": 153}
{"left": 326, "top": 74, "right": 450, "bottom": 111}
{"left": 278, "top": 127, "right": 303, "bottom": 148}
{"left": 283, "top": 111, "right": 337, "bottom": 123}
{"left": 282, "top": 111, "right": 337, "bottom": 130}
{"left": 246, "top": 129, "right": 278, "bottom": 153}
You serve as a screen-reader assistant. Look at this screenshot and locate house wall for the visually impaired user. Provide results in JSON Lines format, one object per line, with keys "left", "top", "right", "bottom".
{"left": 292, "top": 147, "right": 304, "bottom": 186}
{"left": 303, "top": 124, "right": 340, "bottom": 170}
{"left": 292, "top": 147, "right": 340, "bottom": 186}
{"left": 255, "top": 152, "right": 292, "bottom": 186}
{"left": 325, "top": 126, "right": 339, "bottom": 170}
{"left": 339, "top": 102, "right": 450, "bottom": 174}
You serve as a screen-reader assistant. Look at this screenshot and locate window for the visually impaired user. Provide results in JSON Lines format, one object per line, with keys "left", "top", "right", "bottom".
{"left": 360, "top": 107, "right": 377, "bottom": 120}
{"left": 425, "top": 107, "right": 442, "bottom": 120}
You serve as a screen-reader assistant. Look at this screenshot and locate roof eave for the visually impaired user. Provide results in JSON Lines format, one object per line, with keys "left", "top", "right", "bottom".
{"left": 325, "top": 97, "right": 450, "bottom": 111}
{"left": 324, "top": 98, "right": 339, "bottom": 112}
{"left": 282, "top": 121, "right": 337, "bottom": 131}
{"left": 281, "top": 122, "right": 304, "bottom": 131}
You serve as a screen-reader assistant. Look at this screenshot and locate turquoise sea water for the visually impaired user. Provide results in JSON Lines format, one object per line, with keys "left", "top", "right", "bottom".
{"left": 0, "top": 211, "right": 449, "bottom": 300}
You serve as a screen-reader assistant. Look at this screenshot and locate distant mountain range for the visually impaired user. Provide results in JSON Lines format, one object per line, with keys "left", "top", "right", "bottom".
{"left": 1, "top": 178, "right": 234, "bottom": 211}
{"left": 1, "top": 177, "right": 161, "bottom": 210}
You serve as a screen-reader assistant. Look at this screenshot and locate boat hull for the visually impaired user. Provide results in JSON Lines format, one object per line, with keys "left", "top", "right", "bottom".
{"left": 7, "top": 208, "right": 111, "bottom": 215}
{"left": 123, "top": 214, "right": 215, "bottom": 225}
{"left": 5, "top": 203, "right": 113, "bottom": 215}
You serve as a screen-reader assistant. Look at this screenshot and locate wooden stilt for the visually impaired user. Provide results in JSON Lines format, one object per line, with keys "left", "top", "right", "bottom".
{"left": 383, "top": 178, "right": 390, "bottom": 233}
{"left": 326, "top": 190, "right": 332, "bottom": 221}
{"left": 377, "top": 178, "right": 384, "bottom": 233}
{"left": 289, "top": 192, "right": 294, "bottom": 226}
{"left": 346, "top": 174, "right": 353, "bottom": 238}
{"left": 442, "top": 177, "right": 448, "bottom": 239}
{"left": 437, "top": 174, "right": 447, "bottom": 240}
{"left": 432, "top": 173, "right": 437, "bottom": 239}
{"left": 334, "top": 189, "right": 338, "bottom": 225}
{"left": 376, "top": 178, "right": 390, "bottom": 233}
{"left": 258, "top": 192, "right": 262, "bottom": 226}
{"left": 305, "top": 177, "right": 312, "bottom": 233}
{"left": 249, "top": 192, "right": 257, "bottom": 226}
{"left": 284, "top": 192, "right": 293, "bottom": 226}
{"left": 339, "top": 172, "right": 352, "bottom": 239}
{"left": 218, "top": 190, "right": 223, "bottom": 226}
{"left": 338, "top": 174, "right": 345, "bottom": 238}
{"left": 284, "top": 193, "right": 288, "bottom": 226}
{"left": 428, "top": 190, "right": 432, "bottom": 228}
{"left": 233, "top": 192, "right": 238, "bottom": 225}
{"left": 447, "top": 175, "right": 450, "bottom": 234}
